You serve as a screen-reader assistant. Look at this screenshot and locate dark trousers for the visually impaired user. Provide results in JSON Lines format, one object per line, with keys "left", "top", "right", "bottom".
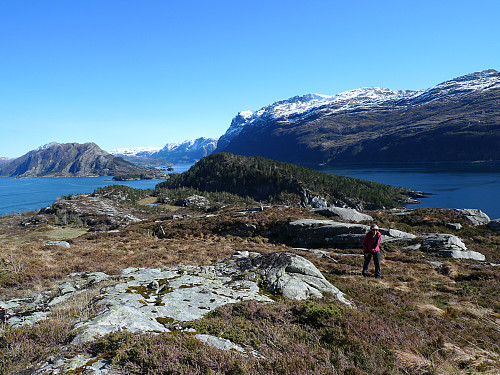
{"left": 363, "top": 252, "right": 381, "bottom": 277}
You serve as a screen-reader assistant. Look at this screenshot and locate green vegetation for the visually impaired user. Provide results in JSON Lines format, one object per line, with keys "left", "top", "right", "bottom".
{"left": 92, "top": 185, "right": 153, "bottom": 204}
{"left": 157, "top": 153, "right": 413, "bottom": 208}
{"left": 153, "top": 186, "right": 258, "bottom": 211}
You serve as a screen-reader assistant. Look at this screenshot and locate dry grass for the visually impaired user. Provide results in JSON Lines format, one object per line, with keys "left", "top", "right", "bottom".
{"left": 0, "top": 204, "right": 499, "bottom": 374}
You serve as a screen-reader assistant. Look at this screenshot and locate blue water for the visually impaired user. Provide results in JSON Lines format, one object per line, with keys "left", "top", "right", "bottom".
{"left": 314, "top": 163, "right": 500, "bottom": 219}
{"left": 0, "top": 164, "right": 193, "bottom": 216}
{"left": 1, "top": 163, "right": 499, "bottom": 219}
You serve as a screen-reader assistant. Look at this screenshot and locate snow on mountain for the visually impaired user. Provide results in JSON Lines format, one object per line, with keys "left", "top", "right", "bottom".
{"left": 111, "top": 146, "right": 162, "bottom": 157}
{"left": 158, "top": 137, "right": 218, "bottom": 154}
{"left": 408, "top": 69, "right": 500, "bottom": 104}
{"left": 112, "top": 138, "right": 218, "bottom": 163}
{"left": 35, "top": 142, "right": 61, "bottom": 152}
{"left": 154, "top": 137, "right": 218, "bottom": 161}
{"left": 218, "top": 69, "right": 500, "bottom": 148}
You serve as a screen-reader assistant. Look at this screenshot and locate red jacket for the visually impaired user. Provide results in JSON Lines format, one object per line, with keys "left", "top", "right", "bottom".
{"left": 363, "top": 230, "right": 381, "bottom": 254}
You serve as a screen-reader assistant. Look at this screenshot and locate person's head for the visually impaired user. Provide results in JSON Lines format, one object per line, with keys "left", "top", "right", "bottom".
{"left": 370, "top": 224, "right": 379, "bottom": 233}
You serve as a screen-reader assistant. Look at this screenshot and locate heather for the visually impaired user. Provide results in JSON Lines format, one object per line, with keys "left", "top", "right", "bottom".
{"left": 0, "top": 184, "right": 498, "bottom": 374}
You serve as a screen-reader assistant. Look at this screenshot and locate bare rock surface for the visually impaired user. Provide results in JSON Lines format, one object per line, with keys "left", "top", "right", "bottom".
{"left": 0, "top": 272, "right": 110, "bottom": 327}
{"left": 456, "top": 208, "right": 490, "bottom": 226}
{"left": 421, "top": 233, "right": 485, "bottom": 260}
{"left": 1, "top": 252, "right": 351, "bottom": 347}
{"left": 72, "top": 252, "right": 351, "bottom": 344}
{"left": 313, "top": 207, "right": 373, "bottom": 222}
{"left": 41, "top": 194, "right": 141, "bottom": 228}
{"left": 287, "top": 219, "right": 415, "bottom": 248}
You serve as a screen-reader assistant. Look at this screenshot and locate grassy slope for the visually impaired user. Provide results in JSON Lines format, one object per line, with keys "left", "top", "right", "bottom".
{"left": 0, "top": 197, "right": 499, "bottom": 374}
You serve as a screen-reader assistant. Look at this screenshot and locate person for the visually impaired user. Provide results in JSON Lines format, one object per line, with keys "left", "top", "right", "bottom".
{"left": 362, "top": 224, "right": 382, "bottom": 278}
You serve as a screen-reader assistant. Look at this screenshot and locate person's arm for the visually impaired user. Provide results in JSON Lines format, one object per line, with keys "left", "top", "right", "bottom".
{"left": 374, "top": 233, "right": 381, "bottom": 251}
{"left": 363, "top": 233, "right": 369, "bottom": 252}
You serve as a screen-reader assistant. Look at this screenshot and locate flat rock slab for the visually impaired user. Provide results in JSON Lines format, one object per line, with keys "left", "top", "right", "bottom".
{"left": 71, "top": 252, "right": 352, "bottom": 344}
{"left": 313, "top": 207, "right": 373, "bottom": 223}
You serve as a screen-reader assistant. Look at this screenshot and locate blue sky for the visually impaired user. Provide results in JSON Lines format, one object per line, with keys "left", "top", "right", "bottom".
{"left": 1, "top": 0, "right": 499, "bottom": 158}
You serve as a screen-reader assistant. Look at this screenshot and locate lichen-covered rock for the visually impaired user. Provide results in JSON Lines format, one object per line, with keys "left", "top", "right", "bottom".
{"left": 178, "top": 195, "right": 211, "bottom": 209}
{"left": 421, "top": 233, "right": 485, "bottom": 260}
{"left": 41, "top": 194, "right": 141, "bottom": 228}
{"left": 2, "top": 252, "right": 351, "bottom": 347}
{"left": 313, "top": 207, "right": 373, "bottom": 223}
{"left": 69, "top": 252, "right": 351, "bottom": 344}
{"left": 456, "top": 209, "right": 490, "bottom": 226}
{"left": 44, "top": 240, "right": 71, "bottom": 248}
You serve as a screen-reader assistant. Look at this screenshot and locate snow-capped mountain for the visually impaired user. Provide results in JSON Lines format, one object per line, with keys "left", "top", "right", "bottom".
{"left": 112, "top": 137, "right": 218, "bottom": 164}
{"left": 153, "top": 137, "right": 218, "bottom": 162}
{"left": 111, "top": 146, "right": 162, "bottom": 157}
{"left": 217, "top": 69, "right": 500, "bottom": 164}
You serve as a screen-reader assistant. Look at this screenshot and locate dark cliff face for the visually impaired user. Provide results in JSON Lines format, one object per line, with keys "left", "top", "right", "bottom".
{"left": 217, "top": 70, "right": 500, "bottom": 164}
{"left": 0, "top": 142, "right": 161, "bottom": 177}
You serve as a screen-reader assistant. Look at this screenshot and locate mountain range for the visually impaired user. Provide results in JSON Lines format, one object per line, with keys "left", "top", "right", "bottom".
{"left": 2, "top": 69, "right": 498, "bottom": 176}
{"left": 111, "top": 137, "right": 218, "bottom": 165}
{"left": 216, "top": 69, "right": 500, "bottom": 164}
{"left": 0, "top": 142, "right": 165, "bottom": 178}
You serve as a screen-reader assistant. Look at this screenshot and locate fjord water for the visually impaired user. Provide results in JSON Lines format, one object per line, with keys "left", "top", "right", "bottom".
{"left": 1, "top": 163, "right": 499, "bottom": 219}
{"left": 0, "top": 164, "right": 193, "bottom": 216}
{"left": 0, "top": 177, "right": 163, "bottom": 215}
{"left": 314, "top": 162, "right": 500, "bottom": 219}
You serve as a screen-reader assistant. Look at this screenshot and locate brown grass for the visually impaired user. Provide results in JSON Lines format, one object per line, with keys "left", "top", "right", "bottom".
{"left": 0, "top": 205, "right": 499, "bottom": 374}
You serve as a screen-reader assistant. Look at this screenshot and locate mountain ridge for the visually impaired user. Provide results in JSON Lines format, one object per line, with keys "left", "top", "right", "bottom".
{"left": 216, "top": 69, "right": 500, "bottom": 164}
{"left": 112, "top": 137, "right": 218, "bottom": 164}
{"left": 0, "top": 142, "right": 165, "bottom": 178}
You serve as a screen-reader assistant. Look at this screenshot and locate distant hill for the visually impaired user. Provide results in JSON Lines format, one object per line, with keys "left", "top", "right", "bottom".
{"left": 0, "top": 142, "right": 165, "bottom": 178}
{"left": 0, "top": 157, "right": 13, "bottom": 168}
{"left": 157, "top": 153, "right": 417, "bottom": 208}
{"left": 112, "top": 137, "right": 218, "bottom": 165}
{"left": 216, "top": 69, "right": 500, "bottom": 164}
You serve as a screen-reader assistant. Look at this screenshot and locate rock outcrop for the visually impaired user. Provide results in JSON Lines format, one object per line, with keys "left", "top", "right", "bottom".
{"left": 40, "top": 194, "right": 141, "bottom": 229}
{"left": 178, "top": 195, "right": 211, "bottom": 210}
{"left": 421, "top": 233, "right": 485, "bottom": 260}
{"left": 287, "top": 219, "right": 415, "bottom": 248}
{"left": 456, "top": 209, "right": 491, "bottom": 226}
{"left": 0, "top": 252, "right": 351, "bottom": 346}
{"left": 313, "top": 207, "right": 373, "bottom": 223}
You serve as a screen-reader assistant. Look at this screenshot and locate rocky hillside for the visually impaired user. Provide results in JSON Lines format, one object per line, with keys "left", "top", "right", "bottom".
{"left": 0, "top": 157, "right": 13, "bottom": 167}
{"left": 217, "top": 69, "right": 500, "bottom": 164}
{"left": 0, "top": 142, "right": 165, "bottom": 178}
{"left": 0, "top": 189, "right": 498, "bottom": 374}
{"left": 157, "top": 153, "right": 420, "bottom": 209}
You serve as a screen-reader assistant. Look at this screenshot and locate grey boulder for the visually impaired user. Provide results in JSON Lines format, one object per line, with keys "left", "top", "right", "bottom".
{"left": 421, "top": 233, "right": 485, "bottom": 260}
{"left": 313, "top": 207, "right": 373, "bottom": 223}
{"left": 456, "top": 209, "right": 490, "bottom": 226}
